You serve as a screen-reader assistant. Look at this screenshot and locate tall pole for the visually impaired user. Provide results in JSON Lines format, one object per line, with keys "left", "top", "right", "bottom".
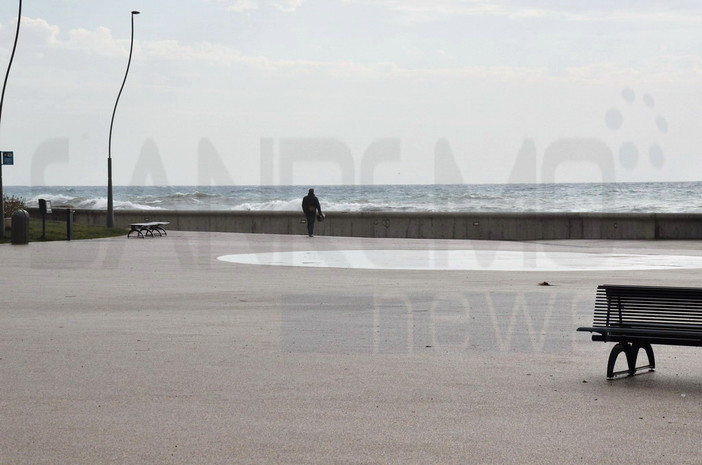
{"left": 0, "top": 0, "right": 22, "bottom": 240}
{"left": 107, "top": 10, "right": 140, "bottom": 228}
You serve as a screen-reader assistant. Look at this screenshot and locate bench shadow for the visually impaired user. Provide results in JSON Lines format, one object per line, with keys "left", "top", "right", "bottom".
{"left": 605, "top": 370, "right": 702, "bottom": 394}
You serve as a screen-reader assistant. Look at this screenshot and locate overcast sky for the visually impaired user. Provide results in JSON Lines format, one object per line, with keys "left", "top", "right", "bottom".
{"left": 1, "top": 0, "right": 701, "bottom": 186}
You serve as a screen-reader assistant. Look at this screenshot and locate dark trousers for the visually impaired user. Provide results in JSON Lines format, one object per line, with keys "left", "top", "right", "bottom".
{"left": 305, "top": 214, "right": 316, "bottom": 236}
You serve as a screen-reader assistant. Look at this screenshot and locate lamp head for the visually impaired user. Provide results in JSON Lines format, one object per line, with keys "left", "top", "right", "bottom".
{"left": 132, "top": 11, "right": 140, "bottom": 15}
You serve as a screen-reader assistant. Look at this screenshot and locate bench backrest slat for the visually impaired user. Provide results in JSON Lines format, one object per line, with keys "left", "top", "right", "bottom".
{"left": 592, "top": 284, "right": 702, "bottom": 330}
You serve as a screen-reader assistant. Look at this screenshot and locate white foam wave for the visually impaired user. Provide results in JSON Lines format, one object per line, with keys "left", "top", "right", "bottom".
{"left": 228, "top": 199, "right": 439, "bottom": 212}
{"left": 27, "top": 194, "right": 161, "bottom": 210}
{"left": 116, "top": 201, "right": 163, "bottom": 210}
{"left": 231, "top": 199, "right": 302, "bottom": 211}
{"left": 27, "top": 194, "right": 75, "bottom": 206}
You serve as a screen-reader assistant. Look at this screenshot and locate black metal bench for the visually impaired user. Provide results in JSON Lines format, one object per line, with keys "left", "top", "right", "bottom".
{"left": 127, "top": 222, "right": 169, "bottom": 238}
{"left": 577, "top": 284, "right": 702, "bottom": 379}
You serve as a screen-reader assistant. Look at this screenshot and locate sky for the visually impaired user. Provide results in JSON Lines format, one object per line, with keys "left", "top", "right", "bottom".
{"left": 1, "top": 0, "right": 701, "bottom": 186}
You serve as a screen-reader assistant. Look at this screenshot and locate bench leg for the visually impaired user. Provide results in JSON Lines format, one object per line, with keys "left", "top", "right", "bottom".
{"left": 631, "top": 342, "right": 655, "bottom": 373}
{"left": 607, "top": 342, "right": 634, "bottom": 379}
{"left": 606, "top": 342, "right": 655, "bottom": 379}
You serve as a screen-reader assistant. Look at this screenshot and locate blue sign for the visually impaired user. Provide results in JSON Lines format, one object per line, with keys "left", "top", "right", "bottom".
{"left": 2, "top": 151, "right": 13, "bottom": 165}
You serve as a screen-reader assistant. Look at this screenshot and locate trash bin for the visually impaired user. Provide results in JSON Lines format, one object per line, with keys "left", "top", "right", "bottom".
{"left": 11, "top": 209, "right": 29, "bottom": 245}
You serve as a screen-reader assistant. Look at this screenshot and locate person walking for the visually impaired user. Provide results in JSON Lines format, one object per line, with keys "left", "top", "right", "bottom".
{"left": 301, "top": 188, "right": 323, "bottom": 237}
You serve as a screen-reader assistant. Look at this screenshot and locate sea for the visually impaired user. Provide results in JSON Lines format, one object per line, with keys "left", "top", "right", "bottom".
{"left": 4, "top": 182, "right": 702, "bottom": 213}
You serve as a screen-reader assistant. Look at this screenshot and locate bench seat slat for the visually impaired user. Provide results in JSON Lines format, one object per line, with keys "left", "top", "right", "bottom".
{"left": 594, "top": 301, "right": 702, "bottom": 306}
{"left": 594, "top": 304, "right": 702, "bottom": 309}
{"left": 592, "top": 317, "right": 702, "bottom": 326}
{"left": 579, "top": 326, "right": 702, "bottom": 337}
{"left": 594, "top": 302, "right": 702, "bottom": 309}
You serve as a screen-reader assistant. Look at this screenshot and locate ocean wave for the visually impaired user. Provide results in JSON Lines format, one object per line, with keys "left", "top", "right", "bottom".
{"left": 27, "top": 193, "right": 75, "bottom": 206}
{"left": 229, "top": 199, "right": 432, "bottom": 212}
{"left": 9, "top": 183, "right": 702, "bottom": 214}
{"left": 232, "top": 199, "right": 301, "bottom": 211}
{"left": 80, "top": 197, "right": 164, "bottom": 210}
{"left": 166, "top": 191, "right": 222, "bottom": 200}
{"left": 26, "top": 194, "right": 161, "bottom": 211}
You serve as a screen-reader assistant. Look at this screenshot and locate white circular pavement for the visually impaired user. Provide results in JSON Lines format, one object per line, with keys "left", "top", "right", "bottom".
{"left": 217, "top": 249, "right": 702, "bottom": 271}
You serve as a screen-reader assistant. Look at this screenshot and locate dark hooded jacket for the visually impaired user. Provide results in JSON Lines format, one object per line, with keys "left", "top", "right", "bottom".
{"left": 301, "top": 189, "right": 322, "bottom": 217}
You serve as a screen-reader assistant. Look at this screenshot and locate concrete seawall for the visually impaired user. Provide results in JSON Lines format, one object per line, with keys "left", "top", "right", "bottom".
{"left": 29, "top": 208, "right": 702, "bottom": 240}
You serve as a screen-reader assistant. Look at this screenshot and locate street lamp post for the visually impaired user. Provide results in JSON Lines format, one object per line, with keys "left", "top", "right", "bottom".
{"left": 0, "top": 0, "right": 22, "bottom": 240}
{"left": 107, "top": 10, "right": 140, "bottom": 228}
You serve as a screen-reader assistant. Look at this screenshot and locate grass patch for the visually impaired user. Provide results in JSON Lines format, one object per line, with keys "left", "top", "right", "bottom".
{"left": 1, "top": 218, "right": 126, "bottom": 243}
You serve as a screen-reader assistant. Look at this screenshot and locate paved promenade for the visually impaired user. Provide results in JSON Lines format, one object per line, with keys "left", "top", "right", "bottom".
{"left": 2, "top": 232, "right": 702, "bottom": 464}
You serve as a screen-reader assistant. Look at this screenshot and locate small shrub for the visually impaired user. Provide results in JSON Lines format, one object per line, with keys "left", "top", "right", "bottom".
{"left": 2, "top": 194, "right": 26, "bottom": 218}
